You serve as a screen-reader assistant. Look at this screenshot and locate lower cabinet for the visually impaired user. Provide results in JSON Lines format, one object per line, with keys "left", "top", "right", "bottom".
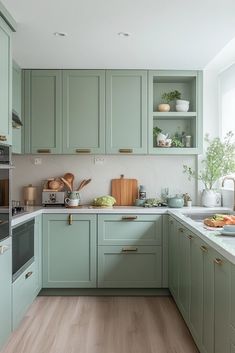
{"left": 169, "top": 216, "right": 231, "bottom": 353}
{"left": 12, "top": 262, "right": 36, "bottom": 330}
{"left": 98, "top": 245, "right": 162, "bottom": 288}
{"left": 0, "top": 237, "right": 12, "bottom": 350}
{"left": 42, "top": 214, "right": 97, "bottom": 288}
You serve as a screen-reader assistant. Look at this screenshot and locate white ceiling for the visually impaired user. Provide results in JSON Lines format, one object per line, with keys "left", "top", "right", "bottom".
{"left": 2, "top": 0, "right": 235, "bottom": 69}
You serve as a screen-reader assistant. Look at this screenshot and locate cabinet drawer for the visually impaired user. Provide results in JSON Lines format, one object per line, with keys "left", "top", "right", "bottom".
{"left": 98, "top": 215, "right": 162, "bottom": 245}
{"left": 12, "top": 262, "right": 36, "bottom": 329}
{"left": 98, "top": 245, "right": 162, "bottom": 288}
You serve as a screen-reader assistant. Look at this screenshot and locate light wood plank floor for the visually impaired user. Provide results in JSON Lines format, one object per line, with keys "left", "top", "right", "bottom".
{"left": 2, "top": 296, "right": 199, "bottom": 353}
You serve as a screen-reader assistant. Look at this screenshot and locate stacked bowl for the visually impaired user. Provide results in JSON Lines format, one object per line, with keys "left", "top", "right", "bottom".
{"left": 176, "top": 99, "right": 190, "bottom": 112}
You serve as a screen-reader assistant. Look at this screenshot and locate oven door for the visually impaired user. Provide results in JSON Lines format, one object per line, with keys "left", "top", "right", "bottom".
{"left": 0, "top": 167, "right": 10, "bottom": 241}
{"left": 12, "top": 219, "right": 35, "bottom": 282}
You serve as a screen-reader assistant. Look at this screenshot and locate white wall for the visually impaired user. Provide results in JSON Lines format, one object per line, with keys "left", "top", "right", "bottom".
{"left": 12, "top": 154, "right": 197, "bottom": 206}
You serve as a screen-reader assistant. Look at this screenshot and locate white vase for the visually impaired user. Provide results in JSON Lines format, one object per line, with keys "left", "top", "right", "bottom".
{"left": 201, "top": 189, "right": 220, "bottom": 207}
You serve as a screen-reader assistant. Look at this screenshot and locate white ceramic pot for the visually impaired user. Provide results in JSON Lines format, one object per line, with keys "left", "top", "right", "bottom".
{"left": 176, "top": 99, "right": 190, "bottom": 105}
{"left": 201, "top": 189, "right": 221, "bottom": 207}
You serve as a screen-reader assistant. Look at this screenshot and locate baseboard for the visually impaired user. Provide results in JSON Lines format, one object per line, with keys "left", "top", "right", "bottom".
{"left": 39, "top": 288, "right": 170, "bottom": 296}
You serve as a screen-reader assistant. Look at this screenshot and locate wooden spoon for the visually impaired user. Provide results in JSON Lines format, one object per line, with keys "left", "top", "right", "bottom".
{"left": 63, "top": 173, "right": 75, "bottom": 190}
{"left": 77, "top": 178, "right": 92, "bottom": 191}
{"left": 60, "top": 177, "right": 72, "bottom": 192}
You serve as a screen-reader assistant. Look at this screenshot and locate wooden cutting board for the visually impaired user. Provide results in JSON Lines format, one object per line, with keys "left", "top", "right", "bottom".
{"left": 111, "top": 175, "right": 138, "bottom": 206}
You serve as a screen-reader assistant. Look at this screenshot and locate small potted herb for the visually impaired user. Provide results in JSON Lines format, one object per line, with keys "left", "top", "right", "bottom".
{"left": 158, "top": 90, "right": 181, "bottom": 112}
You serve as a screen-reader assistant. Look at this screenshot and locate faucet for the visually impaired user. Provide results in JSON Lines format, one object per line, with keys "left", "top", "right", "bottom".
{"left": 222, "top": 176, "right": 235, "bottom": 211}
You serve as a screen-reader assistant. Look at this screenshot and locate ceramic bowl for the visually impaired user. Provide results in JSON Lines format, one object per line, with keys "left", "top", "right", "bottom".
{"left": 223, "top": 225, "right": 235, "bottom": 232}
{"left": 176, "top": 104, "right": 189, "bottom": 112}
{"left": 176, "top": 100, "right": 189, "bottom": 105}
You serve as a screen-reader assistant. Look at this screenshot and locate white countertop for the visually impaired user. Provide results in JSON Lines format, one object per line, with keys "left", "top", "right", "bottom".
{"left": 11, "top": 205, "right": 235, "bottom": 265}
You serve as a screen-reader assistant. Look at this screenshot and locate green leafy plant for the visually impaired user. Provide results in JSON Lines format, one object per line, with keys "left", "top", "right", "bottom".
{"left": 161, "top": 90, "right": 181, "bottom": 104}
{"left": 153, "top": 126, "right": 162, "bottom": 138}
{"left": 171, "top": 136, "right": 184, "bottom": 148}
{"left": 183, "top": 131, "right": 235, "bottom": 189}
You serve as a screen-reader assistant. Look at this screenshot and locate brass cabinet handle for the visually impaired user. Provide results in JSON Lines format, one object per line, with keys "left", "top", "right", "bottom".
{"left": 200, "top": 245, "right": 208, "bottom": 253}
{"left": 76, "top": 149, "right": 91, "bottom": 153}
{"left": 187, "top": 234, "right": 193, "bottom": 240}
{"left": 25, "top": 271, "right": 33, "bottom": 279}
{"left": 68, "top": 214, "right": 73, "bottom": 225}
{"left": 37, "top": 149, "right": 51, "bottom": 153}
{"left": 119, "top": 149, "right": 133, "bottom": 153}
{"left": 0, "top": 135, "right": 7, "bottom": 141}
{"left": 122, "top": 247, "right": 138, "bottom": 253}
{"left": 122, "top": 216, "right": 137, "bottom": 221}
{"left": 214, "top": 258, "right": 223, "bottom": 265}
{"left": 0, "top": 245, "right": 9, "bottom": 255}
{"left": 179, "top": 228, "right": 184, "bottom": 233}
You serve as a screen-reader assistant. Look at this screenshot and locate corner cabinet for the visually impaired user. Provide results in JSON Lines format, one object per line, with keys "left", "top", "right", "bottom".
{"left": 148, "top": 70, "right": 203, "bottom": 155}
{"left": 42, "top": 214, "right": 97, "bottom": 288}
{"left": 24, "top": 70, "right": 62, "bottom": 154}
{"left": 106, "top": 70, "right": 147, "bottom": 154}
{"left": 62, "top": 70, "right": 105, "bottom": 154}
{"left": 0, "top": 16, "right": 12, "bottom": 145}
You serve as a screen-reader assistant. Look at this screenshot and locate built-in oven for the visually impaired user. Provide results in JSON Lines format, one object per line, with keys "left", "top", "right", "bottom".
{"left": 0, "top": 144, "right": 11, "bottom": 242}
{"left": 12, "top": 219, "right": 35, "bottom": 282}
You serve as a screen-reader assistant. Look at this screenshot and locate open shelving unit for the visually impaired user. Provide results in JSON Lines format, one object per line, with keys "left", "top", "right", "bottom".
{"left": 148, "top": 70, "right": 203, "bottom": 155}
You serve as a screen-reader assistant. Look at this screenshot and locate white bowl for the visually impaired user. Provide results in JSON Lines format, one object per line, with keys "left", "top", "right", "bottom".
{"left": 223, "top": 225, "right": 235, "bottom": 232}
{"left": 176, "top": 99, "right": 189, "bottom": 105}
{"left": 176, "top": 104, "right": 189, "bottom": 112}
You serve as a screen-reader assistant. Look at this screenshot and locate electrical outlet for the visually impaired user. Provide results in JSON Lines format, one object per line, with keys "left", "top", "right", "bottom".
{"left": 94, "top": 157, "right": 105, "bottom": 165}
{"left": 34, "top": 157, "right": 42, "bottom": 165}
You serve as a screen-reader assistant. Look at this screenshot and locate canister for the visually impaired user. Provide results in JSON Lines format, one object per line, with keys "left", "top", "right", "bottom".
{"left": 23, "top": 184, "right": 37, "bottom": 206}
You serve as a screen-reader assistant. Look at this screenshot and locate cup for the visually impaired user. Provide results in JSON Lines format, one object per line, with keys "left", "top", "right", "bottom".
{"left": 65, "top": 198, "right": 79, "bottom": 207}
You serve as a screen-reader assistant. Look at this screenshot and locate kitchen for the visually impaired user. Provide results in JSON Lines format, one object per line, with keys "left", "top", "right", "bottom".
{"left": 1, "top": 1, "right": 235, "bottom": 353}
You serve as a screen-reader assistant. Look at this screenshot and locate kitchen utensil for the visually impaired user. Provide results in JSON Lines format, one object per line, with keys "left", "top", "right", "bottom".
{"left": 60, "top": 177, "right": 72, "bottom": 192}
{"left": 63, "top": 173, "right": 75, "bottom": 190}
{"left": 77, "top": 178, "right": 92, "bottom": 191}
{"left": 167, "top": 195, "right": 184, "bottom": 208}
{"left": 111, "top": 175, "right": 138, "bottom": 206}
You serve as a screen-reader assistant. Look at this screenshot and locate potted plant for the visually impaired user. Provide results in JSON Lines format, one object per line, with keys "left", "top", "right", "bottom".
{"left": 183, "top": 132, "right": 235, "bottom": 207}
{"left": 158, "top": 90, "right": 181, "bottom": 112}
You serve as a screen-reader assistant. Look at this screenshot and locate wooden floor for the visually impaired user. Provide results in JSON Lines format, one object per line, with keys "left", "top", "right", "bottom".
{"left": 2, "top": 296, "right": 199, "bottom": 353}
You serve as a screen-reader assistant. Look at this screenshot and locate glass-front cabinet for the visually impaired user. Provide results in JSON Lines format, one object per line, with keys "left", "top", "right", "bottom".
{"left": 148, "top": 70, "right": 203, "bottom": 155}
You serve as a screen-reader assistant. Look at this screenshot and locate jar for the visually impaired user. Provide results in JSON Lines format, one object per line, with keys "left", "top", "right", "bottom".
{"left": 185, "top": 136, "right": 191, "bottom": 148}
{"left": 139, "top": 185, "right": 147, "bottom": 200}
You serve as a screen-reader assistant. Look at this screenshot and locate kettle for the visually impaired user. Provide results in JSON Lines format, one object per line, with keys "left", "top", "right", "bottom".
{"left": 167, "top": 195, "right": 184, "bottom": 208}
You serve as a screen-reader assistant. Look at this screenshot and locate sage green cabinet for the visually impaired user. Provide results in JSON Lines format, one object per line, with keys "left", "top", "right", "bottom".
{"left": 24, "top": 70, "right": 62, "bottom": 154}
{"left": 106, "top": 70, "right": 147, "bottom": 154}
{"left": 62, "top": 70, "right": 105, "bottom": 154}
{"left": 0, "top": 17, "right": 12, "bottom": 145}
{"left": 12, "top": 61, "right": 22, "bottom": 154}
{"left": 98, "top": 245, "right": 162, "bottom": 288}
{"left": 0, "top": 237, "right": 12, "bottom": 350}
{"left": 168, "top": 217, "right": 179, "bottom": 299}
{"left": 12, "top": 262, "right": 36, "bottom": 330}
{"left": 34, "top": 215, "right": 42, "bottom": 295}
{"left": 43, "top": 214, "right": 97, "bottom": 288}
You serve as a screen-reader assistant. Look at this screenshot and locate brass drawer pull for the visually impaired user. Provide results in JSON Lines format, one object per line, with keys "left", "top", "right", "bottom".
{"left": 25, "top": 271, "right": 33, "bottom": 279}
{"left": 122, "top": 216, "right": 137, "bottom": 221}
{"left": 0, "top": 135, "right": 7, "bottom": 141}
{"left": 37, "top": 149, "right": 51, "bottom": 153}
{"left": 76, "top": 149, "right": 91, "bottom": 153}
{"left": 119, "top": 149, "right": 133, "bottom": 153}
{"left": 200, "top": 245, "right": 208, "bottom": 253}
{"left": 122, "top": 247, "right": 138, "bottom": 253}
{"left": 214, "top": 258, "right": 223, "bottom": 265}
{"left": 187, "top": 235, "right": 193, "bottom": 240}
{"left": 68, "top": 214, "right": 73, "bottom": 225}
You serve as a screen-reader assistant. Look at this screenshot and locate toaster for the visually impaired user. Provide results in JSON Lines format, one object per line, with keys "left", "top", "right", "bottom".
{"left": 42, "top": 191, "right": 65, "bottom": 206}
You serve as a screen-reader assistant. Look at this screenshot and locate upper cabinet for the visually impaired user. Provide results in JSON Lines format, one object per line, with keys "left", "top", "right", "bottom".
{"left": 62, "top": 70, "right": 105, "bottom": 154}
{"left": 148, "top": 70, "right": 203, "bottom": 155}
{"left": 0, "top": 17, "right": 12, "bottom": 145}
{"left": 12, "top": 61, "right": 22, "bottom": 153}
{"left": 24, "top": 70, "right": 62, "bottom": 154}
{"left": 106, "top": 70, "right": 147, "bottom": 154}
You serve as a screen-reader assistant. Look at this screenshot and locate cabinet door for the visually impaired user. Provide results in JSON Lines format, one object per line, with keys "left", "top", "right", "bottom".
{"left": 168, "top": 217, "right": 179, "bottom": 300}
{"left": 62, "top": 70, "right": 105, "bottom": 154}
{"left": 214, "top": 251, "right": 231, "bottom": 353}
{"left": 178, "top": 226, "right": 191, "bottom": 322}
{"left": 24, "top": 70, "right": 62, "bottom": 154}
{"left": 189, "top": 236, "right": 203, "bottom": 344}
{"left": 0, "top": 238, "right": 11, "bottom": 350}
{"left": 34, "top": 215, "right": 42, "bottom": 295}
{"left": 0, "top": 17, "right": 12, "bottom": 145}
{"left": 98, "top": 245, "right": 162, "bottom": 288}
{"left": 12, "top": 61, "right": 22, "bottom": 153}
{"left": 106, "top": 70, "right": 147, "bottom": 154}
{"left": 43, "top": 214, "right": 97, "bottom": 288}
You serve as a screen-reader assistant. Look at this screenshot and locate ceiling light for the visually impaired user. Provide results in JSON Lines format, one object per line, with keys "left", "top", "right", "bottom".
{"left": 53, "top": 32, "right": 67, "bottom": 37}
{"left": 118, "top": 32, "right": 130, "bottom": 37}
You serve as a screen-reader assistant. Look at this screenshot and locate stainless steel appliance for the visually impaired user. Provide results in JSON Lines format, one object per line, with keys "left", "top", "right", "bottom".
{"left": 0, "top": 144, "right": 11, "bottom": 241}
{"left": 42, "top": 191, "right": 65, "bottom": 206}
{"left": 12, "top": 219, "right": 34, "bottom": 282}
